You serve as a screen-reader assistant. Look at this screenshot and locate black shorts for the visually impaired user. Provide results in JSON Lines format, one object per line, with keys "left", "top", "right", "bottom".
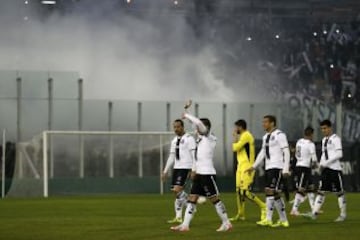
{"left": 294, "top": 166, "right": 313, "bottom": 190}
{"left": 190, "top": 174, "right": 219, "bottom": 198}
{"left": 265, "top": 169, "right": 283, "bottom": 191}
{"left": 171, "top": 169, "right": 191, "bottom": 188}
{"left": 319, "top": 168, "right": 344, "bottom": 192}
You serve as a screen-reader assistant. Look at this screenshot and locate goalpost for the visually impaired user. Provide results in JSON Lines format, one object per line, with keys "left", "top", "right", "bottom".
{"left": 40, "top": 130, "right": 174, "bottom": 198}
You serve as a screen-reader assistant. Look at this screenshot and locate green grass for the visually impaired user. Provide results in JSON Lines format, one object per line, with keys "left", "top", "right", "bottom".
{"left": 0, "top": 193, "right": 359, "bottom": 240}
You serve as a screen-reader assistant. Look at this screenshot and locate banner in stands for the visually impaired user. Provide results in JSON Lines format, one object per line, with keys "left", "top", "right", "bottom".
{"left": 284, "top": 93, "right": 360, "bottom": 142}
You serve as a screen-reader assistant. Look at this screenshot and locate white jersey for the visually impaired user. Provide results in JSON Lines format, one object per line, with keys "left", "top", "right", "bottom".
{"left": 163, "top": 133, "right": 196, "bottom": 173}
{"left": 320, "top": 134, "right": 343, "bottom": 171}
{"left": 255, "top": 129, "right": 290, "bottom": 171}
{"left": 295, "top": 138, "right": 317, "bottom": 168}
{"left": 194, "top": 133, "right": 217, "bottom": 175}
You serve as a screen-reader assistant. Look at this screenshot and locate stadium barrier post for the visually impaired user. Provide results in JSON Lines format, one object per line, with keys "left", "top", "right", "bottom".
{"left": 43, "top": 131, "right": 49, "bottom": 198}
{"left": 1, "top": 129, "right": 6, "bottom": 198}
{"left": 166, "top": 102, "right": 171, "bottom": 131}
{"left": 249, "top": 103, "right": 254, "bottom": 133}
{"left": 48, "top": 78, "right": 54, "bottom": 178}
{"left": 159, "top": 135, "right": 164, "bottom": 195}
{"left": 137, "top": 102, "right": 143, "bottom": 178}
{"left": 16, "top": 77, "right": 23, "bottom": 179}
{"left": 195, "top": 103, "right": 199, "bottom": 117}
{"left": 336, "top": 103, "right": 342, "bottom": 138}
{"left": 222, "top": 103, "right": 228, "bottom": 175}
{"left": 78, "top": 79, "right": 84, "bottom": 178}
{"left": 276, "top": 104, "right": 282, "bottom": 128}
{"left": 311, "top": 104, "right": 319, "bottom": 141}
{"left": 108, "top": 101, "right": 114, "bottom": 178}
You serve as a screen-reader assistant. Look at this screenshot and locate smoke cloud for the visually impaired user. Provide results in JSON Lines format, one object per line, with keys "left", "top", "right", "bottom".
{"left": 0, "top": 0, "right": 269, "bottom": 102}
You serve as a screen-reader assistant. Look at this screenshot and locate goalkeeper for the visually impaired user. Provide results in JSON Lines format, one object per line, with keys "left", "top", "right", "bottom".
{"left": 230, "top": 119, "right": 266, "bottom": 222}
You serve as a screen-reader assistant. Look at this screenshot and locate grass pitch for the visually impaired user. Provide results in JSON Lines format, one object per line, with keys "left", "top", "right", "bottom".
{"left": 0, "top": 193, "right": 359, "bottom": 240}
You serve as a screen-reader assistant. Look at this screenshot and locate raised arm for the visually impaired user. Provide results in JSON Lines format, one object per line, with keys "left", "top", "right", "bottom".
{"left": 183, "top": 113, "right": 208, "bottom": 135}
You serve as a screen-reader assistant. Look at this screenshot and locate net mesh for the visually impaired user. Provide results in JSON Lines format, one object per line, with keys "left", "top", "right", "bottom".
{"left": 6, "top": 132, "right": 173, "bottom": 197}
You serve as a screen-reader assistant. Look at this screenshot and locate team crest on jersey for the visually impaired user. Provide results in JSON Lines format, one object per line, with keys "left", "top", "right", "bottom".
{"left": 271, "top": 136, "right": 275, "bottom": 141}
{"left": 328, "top": 140, "right": 332, "bottom": 144}
{"left": 181, "top": 139, "right": 185, "bottom": 144}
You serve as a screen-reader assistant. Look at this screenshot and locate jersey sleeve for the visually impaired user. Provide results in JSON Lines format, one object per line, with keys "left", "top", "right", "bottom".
{"left": 334, "top": 136, "right": 343, "bottom": 151}
{"left": 184, "top": 113, "right": 208, "bottom": 134}
{"left": 277, "top": 132, "right": 289, "bottom": 149}
{"left": 169, "top": 139, "right": 176, "bottom": 154}
{"left": 324, "top": 137, "right": 343, "bottom": 166}
{"left": 310, "top": 143, "right": 318, "bottom": 163}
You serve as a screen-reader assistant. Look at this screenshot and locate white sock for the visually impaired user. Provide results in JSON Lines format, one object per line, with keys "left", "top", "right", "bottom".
{"left": 292, "top": 193, "right": 305, "bottom": 212}
{"left": 175, "top": 199, "right": 182, "bottom": 218}
{"left": 338, "top": 195, "right": 346, "bottom": 217}
{"left": 307, "top": 192, "right": 315, "bottom": 210}
{"left": 312, "top": 195, "right": 325, "bottom": 215}
{"left": 182, "top": 202, "right": 196, "bottom": 227}
{"left": 214, "top": 201, "right": 230, "bottom": 224}
{"left": 266, "top": 196, "right": 275, "bottom": 221}
{"left": 274, "top": 198, "right": 288, "bottom": 221}
{"left": 175, "top": 191, "right": 188, "bottom": 218}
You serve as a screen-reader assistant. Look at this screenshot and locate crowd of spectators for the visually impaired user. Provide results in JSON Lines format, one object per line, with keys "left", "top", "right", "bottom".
{"left": 207, "top": 14, "right": 360, "bottom": 111}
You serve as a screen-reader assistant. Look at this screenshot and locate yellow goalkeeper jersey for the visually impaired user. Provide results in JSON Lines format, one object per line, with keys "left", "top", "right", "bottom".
{"left": 232, "top": 130, "right": 255, "bottom": 168}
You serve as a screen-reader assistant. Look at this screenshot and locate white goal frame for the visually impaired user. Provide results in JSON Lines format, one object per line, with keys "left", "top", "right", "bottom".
{"left": 42, "top": 130, "right": 173, "bottom": 198}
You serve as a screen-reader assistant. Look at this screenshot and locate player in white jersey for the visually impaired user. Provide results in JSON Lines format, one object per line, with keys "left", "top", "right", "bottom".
{"left": 171, "top": 100, "right": 232, "bottom": 232}
{"left": 303, "top": 120, "right": 346, "bottom": 222}
{"left": 246, "top": 115, "right": 290, "bottom": 228}
{"left": 290, "top": 127, "right": 318, "bottom": 216}
{"left": 162, "top": 119, "right": 196, "bottom": 224}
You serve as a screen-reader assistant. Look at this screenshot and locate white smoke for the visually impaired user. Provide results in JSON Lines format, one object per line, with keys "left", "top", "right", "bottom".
{"left": 0, "top": 0, "right": 268, "bottom": 102}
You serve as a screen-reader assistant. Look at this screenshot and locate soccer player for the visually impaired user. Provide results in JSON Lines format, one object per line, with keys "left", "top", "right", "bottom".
{"left": 171, "top": 103, "right": 232, "bottom": 232}
{"left": 230, "top": 119, "right": 266, "bottom": 222}
{"left": 304, "top": 120, "right": 346, "bottom": 222}
{"left": 246, "top": 115, "right": 290, "bottom": 228}
{"left": 162, "top": 119, "right": 196, "bottom": 224}
{"left": 290, "top": 126, "right": 318, "bottom": 216}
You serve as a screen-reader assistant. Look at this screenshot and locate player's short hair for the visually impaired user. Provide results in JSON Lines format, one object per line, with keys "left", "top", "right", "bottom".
{"left": 304, "top": 126, "right": 314, "bottom": 136}
{"left": 320, "top": 119, "right": 332, "bottom": 127}
{"left": 173, "top": 119, "right": 184, "bottom": 127}
{"left": 264, "top": 115, "right": 277, "bottom": 126}
{"left": 234, "top": 119, "right": 247, "bottom": 130}
{"left": 200, "top": 118, "right": 211, "bottom": 130}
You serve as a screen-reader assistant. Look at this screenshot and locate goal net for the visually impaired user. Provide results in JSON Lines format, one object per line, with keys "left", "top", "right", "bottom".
{"left": 5, "top": 131, "right": 174, "bottom": 198}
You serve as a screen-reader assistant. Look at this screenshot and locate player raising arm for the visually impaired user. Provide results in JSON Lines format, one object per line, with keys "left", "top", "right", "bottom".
{"left": 170, "top": 100, "right": 232, "bottom": 232}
